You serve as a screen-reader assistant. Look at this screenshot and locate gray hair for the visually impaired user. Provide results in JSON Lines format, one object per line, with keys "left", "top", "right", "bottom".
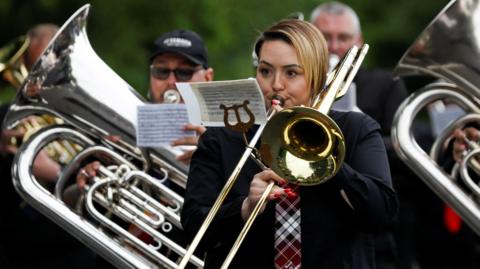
{"left": 310, "top": 1, "right": 361, "bottom": 34}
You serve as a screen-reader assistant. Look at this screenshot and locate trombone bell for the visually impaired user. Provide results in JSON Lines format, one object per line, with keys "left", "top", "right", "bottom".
{"left": 261, "top": 106, "right": 344, "bottom": 185}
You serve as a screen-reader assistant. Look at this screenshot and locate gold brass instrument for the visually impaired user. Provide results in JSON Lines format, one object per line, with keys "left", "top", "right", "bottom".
{"left": 11, "top": 114, "right": 82, "bottom": 164}
{"left": 178, "top": 44, "right": 369, "bottom": 269}
{"left": 392, "top": 0, "right": 480, "bottom": 236}
{"left": 0, "top": 35, "right": 29, "bottom": 88}
{"left": 3, "top": 4, "right": 202, "bottom": 269}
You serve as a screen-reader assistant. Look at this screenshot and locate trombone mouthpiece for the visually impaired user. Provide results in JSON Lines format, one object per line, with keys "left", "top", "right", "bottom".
{"left": 272, "top": 95, "right": 285, "bottom": 106}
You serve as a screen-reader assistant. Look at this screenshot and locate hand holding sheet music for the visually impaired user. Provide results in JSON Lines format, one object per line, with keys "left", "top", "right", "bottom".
{"left": 136, "top": 104, "right": 195, "bottom": 147}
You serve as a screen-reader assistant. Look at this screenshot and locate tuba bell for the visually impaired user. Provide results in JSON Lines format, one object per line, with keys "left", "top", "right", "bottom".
{"left": 392, "top": 0, "right": 480, "bottom": 236}
{"left": 3, "top": 4, "right": 203, "bottom": 269}
{"left": 0, "top": 25, "right": 81, "bottom": 166}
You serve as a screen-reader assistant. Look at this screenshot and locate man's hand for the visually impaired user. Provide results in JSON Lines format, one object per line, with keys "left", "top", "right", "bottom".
{"left": 0, "top": 128, "right": 25, "bottom": 155}
{"left": 76, "top": 161, "right": 101, "bottom": 190}
{"left": 452, "top": 127, "right": 479, "bottom": 162}
{"left": 171, "top": 123, "right": 206, "bottom": 164}
{"left": 32, "top": 149, "right": 61, "bottom": 183}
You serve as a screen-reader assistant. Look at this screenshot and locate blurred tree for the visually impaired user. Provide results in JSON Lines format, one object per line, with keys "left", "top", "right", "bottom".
{"left": 0, "top": 0, "right": 450, "bottom": 102}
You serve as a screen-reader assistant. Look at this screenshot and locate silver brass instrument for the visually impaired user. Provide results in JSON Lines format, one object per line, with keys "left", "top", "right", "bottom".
{"left": 179, "top": 44, "right": 369, "bottom": 269}
{"left": 163, "top": 89, "right": 181, "bottom": 104}
{"left": 392, "top": 0, "right": 480, "bottom": 235}
{"left": 3, "top": 4, "right": 202, "bottom": 269}
{"left": 0, "top": 31, "right": 81, "bottom": 165}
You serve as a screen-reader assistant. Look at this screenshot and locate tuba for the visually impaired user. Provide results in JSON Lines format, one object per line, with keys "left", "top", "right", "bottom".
{"left": 3, "top": 4, "right": 202, "bottom": 269}
{"left": 392, "top": 0, "right": 480, "bottom": 236}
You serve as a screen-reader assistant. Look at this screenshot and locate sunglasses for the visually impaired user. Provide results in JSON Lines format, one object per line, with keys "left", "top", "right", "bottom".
{"left": 150, "top": 65, "right": 203, "bottom": 82}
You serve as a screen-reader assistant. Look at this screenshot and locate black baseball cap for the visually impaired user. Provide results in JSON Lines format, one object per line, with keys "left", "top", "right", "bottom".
{"left": 150, "top": 29, "right": 208, "bottom": 68}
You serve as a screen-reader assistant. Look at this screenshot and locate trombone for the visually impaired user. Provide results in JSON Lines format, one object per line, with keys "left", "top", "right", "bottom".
{"left": 179, "top": 44, "right": 369, "bottom": 269}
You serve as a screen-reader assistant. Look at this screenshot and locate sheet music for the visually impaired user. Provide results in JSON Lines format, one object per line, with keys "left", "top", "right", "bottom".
{"left": 176, "top": 78, "right": 267, "bottom": 126}
{"left": 136, "top": 104, "right": 195, "bottom": 147}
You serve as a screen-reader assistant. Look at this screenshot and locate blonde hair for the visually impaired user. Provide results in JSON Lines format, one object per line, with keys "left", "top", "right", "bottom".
{"left": 254, "top": 19, "right": 329, "bottom": 99}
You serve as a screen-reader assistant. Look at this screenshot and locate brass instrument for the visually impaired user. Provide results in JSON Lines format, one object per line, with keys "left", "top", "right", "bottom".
{"left": 179, "top": 44, "right": 369, "bottom": 269}
{"left": 10, "top": 114, "right": 82, "bottom": 164}
{"left": 430, "top": 113, "right": 480, "bottom": 194}
{"left": 4, "top": 4, "right": 202, "bottom": 268}
{"left": 0, "top": 35, "right": 29, "bottom": 88}
{"left": 0, "top": 30, "right": 79, "bottom": 165}
{"left": 163, "top": 89, "right": 181, "bottom": 104}
{"left": 392, "top": 0, "right": 480, "bottom": 236}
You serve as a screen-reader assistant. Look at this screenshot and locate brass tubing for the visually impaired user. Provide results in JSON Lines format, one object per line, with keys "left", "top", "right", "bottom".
{"left": 178, "top": 108, "right": 277, "bottom": 269}
{"left": 221, "top": 181, "right": 275, "bottom": 269}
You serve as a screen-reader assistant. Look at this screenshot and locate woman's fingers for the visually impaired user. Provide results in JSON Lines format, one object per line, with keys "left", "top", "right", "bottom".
{"left": 242, "top": 169, "right": 299, "bottom": 220}
{"left": 254, "top": 169, "right": 286, "bottom": 186}
{"left": 251, "top": 169, "right": 300, "bottom": 201}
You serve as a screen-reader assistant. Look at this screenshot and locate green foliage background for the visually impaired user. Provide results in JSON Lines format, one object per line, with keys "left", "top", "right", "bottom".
{"left": 0, "top": 0, "right": 450, "bottom": 102}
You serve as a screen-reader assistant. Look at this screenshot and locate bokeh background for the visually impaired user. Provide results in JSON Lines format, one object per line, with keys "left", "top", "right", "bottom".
{"left": 0, "top": 0, "right": 450, "bottom": 102}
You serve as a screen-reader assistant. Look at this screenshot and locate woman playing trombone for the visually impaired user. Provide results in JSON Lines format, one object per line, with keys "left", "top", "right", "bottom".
{"left": 181, "top": 19, "right": 397, "bottom": 269}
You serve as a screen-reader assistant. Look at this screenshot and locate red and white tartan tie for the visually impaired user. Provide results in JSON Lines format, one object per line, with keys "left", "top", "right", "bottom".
{"left": 274, "top": 186, "right": 301, "bottom": 269}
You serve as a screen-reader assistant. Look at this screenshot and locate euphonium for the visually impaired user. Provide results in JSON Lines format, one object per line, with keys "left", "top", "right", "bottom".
{"left": 3, "top": 4, "right": 202, "bottom": 268}
{"left": 392, "top": 0, "right": 480, "bottom": 236}
{"left": 179, "top": 44, "right": 369, "bottom": 269}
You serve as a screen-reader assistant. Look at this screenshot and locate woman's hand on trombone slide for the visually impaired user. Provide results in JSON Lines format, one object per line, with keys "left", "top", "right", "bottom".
{"left": 241, "top": 169, "right": 297, "bottom": 220}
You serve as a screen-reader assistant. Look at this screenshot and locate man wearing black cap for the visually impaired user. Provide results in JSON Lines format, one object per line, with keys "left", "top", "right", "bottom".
{"left": 82, "top": 29, "right": 214, "bottom": 269}
{"left": 149, "top": 29, "right": 213, "bottom": 103}
{"left": 149, "top": 29, "right": 214, "bottom": 163}
{"left": 77, "top": 29, "right": 213, "bottom": 185}
{"left": 144, "top": 29, "right": 214, "bottom": 264}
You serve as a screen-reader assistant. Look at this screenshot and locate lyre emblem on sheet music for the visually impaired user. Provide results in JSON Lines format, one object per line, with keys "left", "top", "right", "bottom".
{"left": 220, "top": 100, "right": 255, "bottom": 133}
